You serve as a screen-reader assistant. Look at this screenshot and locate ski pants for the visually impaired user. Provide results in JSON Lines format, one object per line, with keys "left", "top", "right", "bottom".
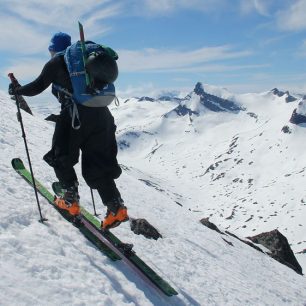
{"left": 43, "top": 103, "right": 122, "bottom": 204}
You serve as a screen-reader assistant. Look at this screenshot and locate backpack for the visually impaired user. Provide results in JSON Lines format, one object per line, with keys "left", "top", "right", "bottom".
{"left": 62, "top": 41, "right": 119, "bottom": 107}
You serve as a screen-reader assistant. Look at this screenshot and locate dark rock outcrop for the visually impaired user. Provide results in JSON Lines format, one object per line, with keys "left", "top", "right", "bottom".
{"left": 281, "top": 125, "right": 292, "bottom": 134}
{"left": 138, "top": 96, "right": 155, "bottom": 102}
{"left": 200, "top": 218, "right": 303, "bottom": 275}
{"left": 169, "top": 104, "right": 199, "bottom": 117}
{"left": 200, "top": 217, "right": 223, "bottom": 234}
{"left": 130, "top": 218, "right": 162, "bottom": 240}
{"left": 193, "top": 82, "right": 244, "bottom": 113}
{"left": 158, "top": 95, "right": 181, "bottom": 102}
{"left": 271, "top": 88, "right": 297, "bottom": 103}
{"left": 165, "top": 82, "right": 244, "bottom": 117}
{"left": 289, "top": 108, "right": 306, "bottom": 124}
{"left": 248, "top": 229, "right": 303, "bottom": 275}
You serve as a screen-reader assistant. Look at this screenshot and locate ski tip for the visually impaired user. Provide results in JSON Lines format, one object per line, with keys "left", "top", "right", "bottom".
{"left": 11, "top": 158, "right": 25, "bottom": 170}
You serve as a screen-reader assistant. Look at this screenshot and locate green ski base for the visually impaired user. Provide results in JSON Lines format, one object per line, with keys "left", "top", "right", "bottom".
{"left": 12, "top": 158, "right": 178, "bottom": 297}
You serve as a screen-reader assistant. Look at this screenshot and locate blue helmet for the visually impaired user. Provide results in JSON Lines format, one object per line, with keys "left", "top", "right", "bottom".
{"left": 48, "top": 32, "right": 71, "bottom": 52}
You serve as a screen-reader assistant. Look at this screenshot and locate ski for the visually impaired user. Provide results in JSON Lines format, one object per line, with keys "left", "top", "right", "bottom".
{"left": 11, "top": 158, "right": 120, "bottom": 261}
{"left": 52, "top": 182, "right": 178, "bottom": 297}
{"left": 12, "top": 158, "right": 178, "bottom": 297}
{"left": 78, "top": 21, "right": 91, "bottom": 87}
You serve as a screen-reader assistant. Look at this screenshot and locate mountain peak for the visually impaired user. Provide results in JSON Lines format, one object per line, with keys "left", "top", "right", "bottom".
{"left": 270, "top": 88, "right": 297, "bottom": 103}
{"left": 194, "top": 82, "right": 205, "bottom": 96}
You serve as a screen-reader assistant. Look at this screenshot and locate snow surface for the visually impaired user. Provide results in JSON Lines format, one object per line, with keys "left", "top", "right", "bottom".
{"left": 0, "top": 87, "right": 306, "bottom": 306}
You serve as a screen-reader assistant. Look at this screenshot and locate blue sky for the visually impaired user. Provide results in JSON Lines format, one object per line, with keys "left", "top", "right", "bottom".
{"left": 1, "top": 0, "right": 306, "bottom": 98}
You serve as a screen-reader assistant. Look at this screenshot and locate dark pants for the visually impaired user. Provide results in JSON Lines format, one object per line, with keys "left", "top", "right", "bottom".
{"left": 44, "top": 104, "right": 122, "bottom": 205}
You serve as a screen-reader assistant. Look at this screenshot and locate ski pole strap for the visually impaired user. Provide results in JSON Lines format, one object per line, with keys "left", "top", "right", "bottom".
{"left": 71, "top": 103, "right": 81, "bottom": 130}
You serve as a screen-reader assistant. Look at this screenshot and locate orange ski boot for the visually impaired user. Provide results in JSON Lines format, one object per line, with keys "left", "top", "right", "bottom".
{"left": 54, "top": 184, "right": 80, "bottom": 216}
{"left": 54, "top": 197, "right": 80, "bottom": 216}
{"left": 102, "top": 199, "right": 128, "bottom": 230}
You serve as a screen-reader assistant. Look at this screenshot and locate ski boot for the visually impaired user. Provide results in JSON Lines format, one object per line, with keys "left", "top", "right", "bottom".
{"left": 54, "top": 183, "right": 80, "bottom": 216}
{"left": 102, "top": 198, "right": 129, "bottom": 230}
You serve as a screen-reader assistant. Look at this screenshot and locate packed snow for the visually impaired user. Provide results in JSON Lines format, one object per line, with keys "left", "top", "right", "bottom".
{"left": 0, "top": 85, "right": 306, "bottom": 305}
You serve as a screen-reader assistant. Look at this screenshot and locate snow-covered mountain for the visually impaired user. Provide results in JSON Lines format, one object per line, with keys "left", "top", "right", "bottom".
{"left": 1, "top": 83, "right": 306, "bottom": 305}
{"left": 112, "top": 82, "right": 306, "bottom": 272}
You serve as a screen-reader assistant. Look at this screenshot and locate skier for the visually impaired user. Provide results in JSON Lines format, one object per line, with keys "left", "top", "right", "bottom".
{"left": 8, "top": 32, "right": 128, "bottom": 230}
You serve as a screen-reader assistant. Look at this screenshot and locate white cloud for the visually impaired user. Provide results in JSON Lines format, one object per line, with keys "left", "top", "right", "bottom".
{"left": 239, "top": 0, "right": 275, "bottom": 16}
{"left": 0, "top": 0, "right": 122, "bottom": 56}
{"left": 117, "top": 46, "right": 252, "bottom": 72}
{"left": 4, "top": 58, "right": 47, "bottom": 81}
{"left": 0, "top": 14, "right": 48, "bottom": 54}
{"left": 277, "top": 0, "right": 306, "bottom": 31}
{"left": 127, "top": 0, "right": 227, "bottom": 15}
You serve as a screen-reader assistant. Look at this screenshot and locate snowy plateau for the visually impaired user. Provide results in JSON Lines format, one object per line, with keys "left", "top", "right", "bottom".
{"left": 0, "top": 82, "right": 306, "bottom": 306}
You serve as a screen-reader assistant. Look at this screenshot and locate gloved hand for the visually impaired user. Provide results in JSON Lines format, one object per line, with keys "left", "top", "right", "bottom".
{"left": 8, "top": 82, "right": 21, "bottom": 95}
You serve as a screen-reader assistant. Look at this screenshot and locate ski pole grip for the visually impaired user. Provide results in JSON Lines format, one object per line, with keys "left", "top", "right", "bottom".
{"left": 8, "top": 73, "right": 18, "bottom": 84}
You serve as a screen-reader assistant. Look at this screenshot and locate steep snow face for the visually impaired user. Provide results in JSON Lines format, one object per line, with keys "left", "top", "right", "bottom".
{"left": 1, "top": 89, "right": 306, "bottom": 306}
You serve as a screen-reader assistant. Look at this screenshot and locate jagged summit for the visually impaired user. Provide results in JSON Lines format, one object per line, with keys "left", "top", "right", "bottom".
{"left": 194, "top": 82, "right": 205, "bottom": 96}
{"left": 138, "top": 96, "right": 155, "bottom": 102}
{"left": 164, "top": 82, "right": 244, "bottom": 117}
{"left": 270, "top": 88, "right": 297, "bottom": 103}
{"left": 192, "top": 82, "right": 244, "bottom": 112}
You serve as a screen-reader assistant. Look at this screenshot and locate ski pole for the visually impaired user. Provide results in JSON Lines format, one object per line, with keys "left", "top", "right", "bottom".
{"left": 90, "top": 188, "right": 99, "bottom": 216}
{"left": 8, "top": 73, "right": 47, "bottom": 223}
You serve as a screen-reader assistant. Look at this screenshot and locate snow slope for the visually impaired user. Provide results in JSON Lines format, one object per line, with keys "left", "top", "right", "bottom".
{"left": 0, "top": 89, "right": 306, "bottom": 305}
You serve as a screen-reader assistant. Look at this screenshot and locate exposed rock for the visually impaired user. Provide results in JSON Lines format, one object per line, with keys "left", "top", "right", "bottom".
{"left": 194, "top": 82, "right": 244, "bottom": 113}
{"left": 222, "top": 238, "right": 234, "bottom": 246}
{"left": 281, "top": 125, "right": 292, "bottom": 134}
{"left": 158, "top": 95, "right": 181, "bottom": 102}
{"left": 164, "top": 82, "right": 244, "bottom": 117}
{"left": 247, "top": 112, "right": 258, "bottom": 119}
{"left": 199, "top": 218, "right": 302, "bottom": 275}
{"left": 225, "top": 231, "right": 264, "bottom": 253}
{"left": 271, "top": 88, "right": 297, "bottom": 102}
{"left": 200, "top": 217, "right": 223, "bottom": 234}
{"left": 172, "top": 104, "right": 198, "bottom": 117}
{"left": 248, "top": 229, "right": 303, "bottom": 275}
{"left": 130, "top": 218, "right": 162, "bottom": 240}
{"left": 138, "top": 96, "right": 155, "bottom": 102}
{"left": 200, "top": 220, "right": 302, "bottom": 275}
{"left": 271, "top": 88, "right": 285, "bottom": 97}
{"left": 290, "top": 108, "right": 306, "bottom": 125}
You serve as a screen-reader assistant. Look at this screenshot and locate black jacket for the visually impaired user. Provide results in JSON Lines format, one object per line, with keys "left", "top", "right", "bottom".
{"left": 16, "top": 55, "right": 72, "bottom": 102}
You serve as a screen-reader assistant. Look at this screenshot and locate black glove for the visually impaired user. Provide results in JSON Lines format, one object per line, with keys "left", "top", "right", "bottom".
{"left": 8, "top": 82, "right": 21, "bottom": 95}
